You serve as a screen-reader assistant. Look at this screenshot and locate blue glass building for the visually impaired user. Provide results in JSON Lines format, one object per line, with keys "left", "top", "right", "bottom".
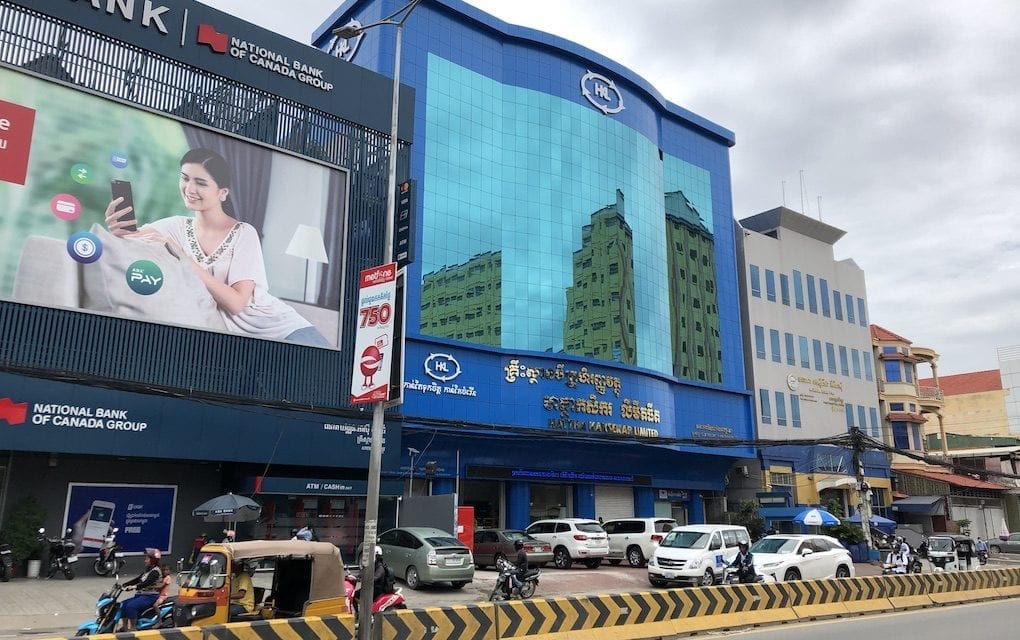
{"left": 315, "top": 0, "right": 754, "bottom": 527}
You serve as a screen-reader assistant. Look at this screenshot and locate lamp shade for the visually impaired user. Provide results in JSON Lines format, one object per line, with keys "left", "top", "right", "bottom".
{"left": 285, "top": 224, "right": 329, "bottom": 263}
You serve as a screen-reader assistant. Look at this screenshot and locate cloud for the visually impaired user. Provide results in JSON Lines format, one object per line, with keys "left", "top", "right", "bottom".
{"left": 200, "top": 0, "right": 1020, "bottom": 374}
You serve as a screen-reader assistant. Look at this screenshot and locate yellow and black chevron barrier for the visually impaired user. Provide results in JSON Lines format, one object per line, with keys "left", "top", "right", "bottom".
{"left": 377, "top": 603, "right": 496, "bottom": 640}
{"left": 201, "top": 615, "right": 355, "bottom": 640}
{"left": 41, "top": 567, "right": 1020, "bottom": 640}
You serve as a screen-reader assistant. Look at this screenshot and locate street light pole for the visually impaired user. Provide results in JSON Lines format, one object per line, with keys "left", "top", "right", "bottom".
{"left": 333, "top": 3, "right": 420, "bottom": 638}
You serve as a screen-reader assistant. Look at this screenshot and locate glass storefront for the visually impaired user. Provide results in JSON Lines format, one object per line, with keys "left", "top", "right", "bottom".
{"left": 250, "top": 495, "right": 397, "bottom": 560}
{"left": 460, "top": 480, "right": 502, "bottom": 529}
{"left": 529, "top": 484, "right": 572, "bottom": 522}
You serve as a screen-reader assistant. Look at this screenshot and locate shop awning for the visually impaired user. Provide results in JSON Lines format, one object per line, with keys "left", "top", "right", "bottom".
{"left": 891, "top": 495, "right": 945, "bottom": 515}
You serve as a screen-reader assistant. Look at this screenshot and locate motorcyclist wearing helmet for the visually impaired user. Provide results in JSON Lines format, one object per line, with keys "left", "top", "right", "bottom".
{"left": 118, "top": 548, "right": 162, "bottom": 630}
{"left": 373, "top": 546, "right": 394, "bottom": 596}
{"left": 508, "top": 539, "right": 528, "bottom": 594}
{"left": 728, "top": 541, "right": 757, "bottom": 583}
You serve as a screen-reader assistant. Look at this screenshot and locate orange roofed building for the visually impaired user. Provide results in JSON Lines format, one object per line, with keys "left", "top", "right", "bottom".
{"left": 918, "top": 369, "right": 1009, "bottom": 442}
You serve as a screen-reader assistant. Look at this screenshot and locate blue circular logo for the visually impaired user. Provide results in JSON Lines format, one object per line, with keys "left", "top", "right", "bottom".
{"left": 110, "top": 152, "right": 129, "bottom": 169}
{"left": 126, "top": 260, "right": 164, "bottom": 295}
{"left": 66, "top": 232, "right": 103, "bottom": 264}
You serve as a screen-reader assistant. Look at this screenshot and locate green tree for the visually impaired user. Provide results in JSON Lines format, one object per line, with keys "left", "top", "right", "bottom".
{"left": 731, "top": 500, "right": 765, "bottom": 540}
{"left": 0, "top": 496, "right": 46, "bottom": 562}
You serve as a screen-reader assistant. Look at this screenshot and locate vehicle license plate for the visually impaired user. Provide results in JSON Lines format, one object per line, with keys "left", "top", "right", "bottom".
{"left": 445, "top": 556, "right": 464, "bottom": 566}
{"left": 66, "top": 555, "right": 78, "bottom": 562}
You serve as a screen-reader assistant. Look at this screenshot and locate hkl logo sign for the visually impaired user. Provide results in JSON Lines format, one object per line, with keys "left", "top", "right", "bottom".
{"left": 0, "top": 397, "right": 28, "bottom": 426}
{"left": 326, "top": 20, "right": 365, "bottom": 63}
{"left": 424, "top": 353, "right": 461, "bottom": 382}
{"left": 580, "top": 70, "right": 625, "bottom": 115}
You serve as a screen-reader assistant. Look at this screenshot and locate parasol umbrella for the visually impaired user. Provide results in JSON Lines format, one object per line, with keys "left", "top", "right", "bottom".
{"left": 193, "top": 493, "right": 261, "bottom": 535}
{"left": 792, "top": 508, "right": 840, "bottom": 527}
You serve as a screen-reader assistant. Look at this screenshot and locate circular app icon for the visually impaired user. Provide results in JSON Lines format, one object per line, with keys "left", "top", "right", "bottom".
{"left": 126, "top": 260, "right": 164, "bottom": 295}
{"left": 50, "top": 193, "right": 82, "bottom": 221}
{"left": 110, "top": 152, "right": 129, "bottom": 169}
{"left": 70, "top": 163, "right": 92, "bottom": 184}
{"left": 67, "top": 232, "right": 103, "bottom": 264}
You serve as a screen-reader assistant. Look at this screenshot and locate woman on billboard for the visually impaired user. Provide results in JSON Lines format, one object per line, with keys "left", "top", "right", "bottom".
{"left": 104, "top": 148, "right": 330, "bottom": 347}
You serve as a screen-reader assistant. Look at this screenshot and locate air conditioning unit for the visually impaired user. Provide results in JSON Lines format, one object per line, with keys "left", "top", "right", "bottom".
{"left": 738, "top": 465, "right": 749, "bottom": 478}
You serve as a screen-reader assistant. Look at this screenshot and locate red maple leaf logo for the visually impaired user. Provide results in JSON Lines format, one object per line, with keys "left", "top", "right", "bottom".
{"left": 197, "top": 23, "right": 229, "bottom": 54}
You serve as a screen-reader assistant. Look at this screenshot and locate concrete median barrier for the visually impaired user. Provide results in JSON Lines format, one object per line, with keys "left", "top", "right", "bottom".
{"left": 35, "top": 567, "right": 1020, "bottom": 640}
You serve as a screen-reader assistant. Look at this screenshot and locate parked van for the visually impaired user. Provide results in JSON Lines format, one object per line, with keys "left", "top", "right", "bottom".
{"left": 647, "top": 524, "right": 751, "bottom": 587}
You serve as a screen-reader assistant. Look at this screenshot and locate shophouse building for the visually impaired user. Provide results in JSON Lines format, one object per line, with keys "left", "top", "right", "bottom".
{"left": 734, "top": 207, "right": 891, "bottom": 529}
{"left": 313, "top": 0, "right": 754, "bottom": 527}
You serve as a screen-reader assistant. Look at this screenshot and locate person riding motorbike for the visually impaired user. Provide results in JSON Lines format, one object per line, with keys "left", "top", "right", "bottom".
{"left": 885, "top": 546, "right": 908, "bottom": 574}
{"left": 976, "top": 537, "right": 989, "bottom": 563}
{"left": 118, "top": 548, "right": 162, "bottom": 631}
{"left": 373, "top": 546, "right": 395, "bottom": 596}
{"left": 508, "top": 540, "right": 529, "bottom": 594}
{"left": 728, "top": 541, "right": 757, "bottom": 583}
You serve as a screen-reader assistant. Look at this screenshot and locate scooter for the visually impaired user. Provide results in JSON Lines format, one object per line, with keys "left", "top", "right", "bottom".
{"left": 978, "top": 549, "right": 989, "bottom": 565}
{"left": 0, "top": 542, "right": 13, "bottom": 582}
{"left": 76, "top": 582, "right": 174, "bottom": 636}
{"left": 344, "top": 573, "right": 406, "bottom": 618}
{"left": 723, "top": 566, "right": 768, "bottom": 585}
{"left": 38, "top": 528, "right": 77, "bottom": 580}
{"left": 93, "top": 528, "right": 124, "bottom": 577}
{"left": 488, "top": 557, "right": 541, "bottom": 601}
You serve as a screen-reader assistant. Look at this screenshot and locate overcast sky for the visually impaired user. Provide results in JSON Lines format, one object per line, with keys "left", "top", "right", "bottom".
{"left": 198, "top": 0, "right": 1019, "bottom": 376}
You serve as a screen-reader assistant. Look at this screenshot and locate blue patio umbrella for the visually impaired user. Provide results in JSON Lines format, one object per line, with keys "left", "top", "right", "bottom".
{"left": 792, "top": 508, "right": 840, "bottom": 526}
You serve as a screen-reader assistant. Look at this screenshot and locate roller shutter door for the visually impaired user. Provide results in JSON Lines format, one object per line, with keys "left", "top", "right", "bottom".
{"left": 595, "top": 485, "right": 634, "bottom": 521}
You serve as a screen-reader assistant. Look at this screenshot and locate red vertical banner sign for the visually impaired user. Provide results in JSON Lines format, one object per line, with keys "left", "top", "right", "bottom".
{"left": 351, "top": 262, "right": 398, "bottom": 404}
{"left": 0, "top": 99, "right": 36, "bottom": 185}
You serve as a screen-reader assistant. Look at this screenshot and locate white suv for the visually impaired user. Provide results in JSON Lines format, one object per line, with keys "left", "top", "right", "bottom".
{"left": 526, "top": 518, "right": 610, "bottom": 569}
{"left": 602, "top": 517, "right": 678, "bottom": 567}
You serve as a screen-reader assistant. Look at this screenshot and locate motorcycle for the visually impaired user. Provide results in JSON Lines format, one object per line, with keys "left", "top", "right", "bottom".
{"left": 978, "top": 549, "right": 989, "bottom": 565}
{"left": 882, "top": 550, "right": 923, "bottom": 574}
{"left": 343, "top": 573, "right": 406, "bottom": 618}
{"left": 76, "top": 582, "right": 174, "bottom": 636}
{"left": 723, "top": 566, "right": 767, "bottom": 585}
{"left": 488, "top": 557, "right": 541, "bottom": 601}
{"left": 38, "top": 527, "right": 77, "bottom": 580}
{"left": 0, "top": 541, "right": 13, "bottom": 582}
{"left": 93, "top": 528, "right": 124, "bottom": 577}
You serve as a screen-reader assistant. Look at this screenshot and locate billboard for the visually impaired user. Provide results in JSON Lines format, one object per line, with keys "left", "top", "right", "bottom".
{"left": 63, "top": 483, "right": 177, "bottom": 555}
{"left": 0, "top": 68, "right": 347, "bottom": 348}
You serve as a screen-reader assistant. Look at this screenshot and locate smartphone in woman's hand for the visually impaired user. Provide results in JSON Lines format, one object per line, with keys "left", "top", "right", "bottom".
{"left": 110, "top": 179, "right": 138, "bottom": 232}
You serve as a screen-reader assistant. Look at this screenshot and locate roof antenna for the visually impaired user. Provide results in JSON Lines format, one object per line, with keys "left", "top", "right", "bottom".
{"left": 799, "top": 169, "right": 806, "bottom": 214}
{"left": 781, "top": 180, "right": 786, "bottom": 206}
{"left": 817, "top": 196, "right": 823, "bottom": 221}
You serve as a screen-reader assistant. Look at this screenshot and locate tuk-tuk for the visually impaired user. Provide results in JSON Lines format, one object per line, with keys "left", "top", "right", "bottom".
{"left": 926, "top": 534, "right": 976, "bottom": 572}
{"left": 173, "top": 540, "right": 348, "bottom": 627}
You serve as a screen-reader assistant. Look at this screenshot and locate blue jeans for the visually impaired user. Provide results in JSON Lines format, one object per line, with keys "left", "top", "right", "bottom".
{"left": 285, "top": 326, "right": 332, "bottom": 348}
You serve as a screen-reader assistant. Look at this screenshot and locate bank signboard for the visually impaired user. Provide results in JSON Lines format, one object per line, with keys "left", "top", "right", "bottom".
{"left": 0, "top": 372, "right": 399, "bottom": 469}
{"left": 401, "top": 338, "right": 754, "bottom": 455}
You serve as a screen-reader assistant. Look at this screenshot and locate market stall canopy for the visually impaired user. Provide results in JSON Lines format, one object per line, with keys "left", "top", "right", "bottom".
{"left": 792, "top": 508, "right": 840, "bottom": 526}
{"left": 891, "top": 496, "right": 945, "bottom": 515}
{"left": 193, "top": 493, "right": 261, "bottom": 522}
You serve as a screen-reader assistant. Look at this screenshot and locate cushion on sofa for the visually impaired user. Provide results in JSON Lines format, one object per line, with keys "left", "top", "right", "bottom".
{"left": 81, "top": 224, "right": 226, "bottom": 331}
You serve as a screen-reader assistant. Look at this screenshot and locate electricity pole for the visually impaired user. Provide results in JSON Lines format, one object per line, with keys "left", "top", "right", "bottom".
{"left": 849, "top": 427, "right": 874, "bottom": 550}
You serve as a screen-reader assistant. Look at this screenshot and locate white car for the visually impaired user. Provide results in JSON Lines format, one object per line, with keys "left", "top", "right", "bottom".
{"left": 750, "top": 534, "right": 855, "bottom": 582}
{"left": 525, "top": 518, "right": 609, "bottom": 569}
{"left": 602, "top": 517, "right": 677, "bottom": 567}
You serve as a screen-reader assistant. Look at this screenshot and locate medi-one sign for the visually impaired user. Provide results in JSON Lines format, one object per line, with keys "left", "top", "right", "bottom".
{"left": 351, "top": 263, "right": 398, "bottom": 405}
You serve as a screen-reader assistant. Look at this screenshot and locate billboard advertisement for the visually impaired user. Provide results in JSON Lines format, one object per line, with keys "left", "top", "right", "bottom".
{"left": 0, "top": 67, "right": 347, "bottom": 348}
{"left": 63, "top": 483, "right": 177, "bottom": 555}
{"left": 351, "top": 263, "right": 398, "bottom": 404}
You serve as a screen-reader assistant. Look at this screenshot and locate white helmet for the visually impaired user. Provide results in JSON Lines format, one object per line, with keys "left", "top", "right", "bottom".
{"left": 374, "top": 545, "right": 383, "bottom": 557}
